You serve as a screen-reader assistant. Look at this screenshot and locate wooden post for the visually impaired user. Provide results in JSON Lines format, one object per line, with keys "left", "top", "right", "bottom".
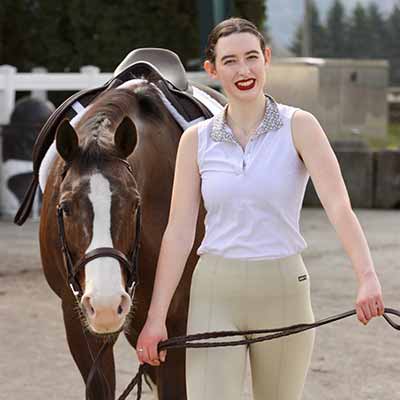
{"left": 0, "top": 65, "right": 17, "bottom": 125}
{"left": 302, "top": 0, "right": 312, "bottom": 57}
{"left": 31, "top": 67, "right": 48, "bottom": 101}
{"left": 80, "top": 65, "right": 101, "bottom": 88}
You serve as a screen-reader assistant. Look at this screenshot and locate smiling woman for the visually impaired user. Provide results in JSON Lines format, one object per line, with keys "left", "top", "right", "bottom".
{"left": 136, "top": 16, "right": 385, "bottom": 400}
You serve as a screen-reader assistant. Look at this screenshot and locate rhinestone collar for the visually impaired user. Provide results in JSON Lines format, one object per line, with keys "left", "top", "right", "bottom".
{"left": 210, "top": 94, "right": 284, "bottom": 143}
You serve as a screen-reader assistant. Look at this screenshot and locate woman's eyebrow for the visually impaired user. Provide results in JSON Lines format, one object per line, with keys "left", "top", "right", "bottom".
{"left": 221, "top": 50, "right": 260, "bottom": 62}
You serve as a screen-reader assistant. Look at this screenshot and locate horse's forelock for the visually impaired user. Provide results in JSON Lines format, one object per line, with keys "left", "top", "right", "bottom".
{"left": 73, "top": 83, "right": 165, "bottom": 170}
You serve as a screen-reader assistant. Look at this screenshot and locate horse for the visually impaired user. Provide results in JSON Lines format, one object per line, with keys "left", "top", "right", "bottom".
{"left": 39, "top": 81, "right": 207, "bottom": 399}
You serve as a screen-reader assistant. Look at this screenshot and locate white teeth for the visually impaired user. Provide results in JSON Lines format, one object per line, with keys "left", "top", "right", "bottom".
{"left": 237, "top": 79, "right": 254, "bottom": 87}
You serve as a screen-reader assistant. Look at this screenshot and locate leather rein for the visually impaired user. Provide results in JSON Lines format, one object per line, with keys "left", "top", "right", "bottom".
{"left": 56, "top": 158, "right": 141, "bottom": 301}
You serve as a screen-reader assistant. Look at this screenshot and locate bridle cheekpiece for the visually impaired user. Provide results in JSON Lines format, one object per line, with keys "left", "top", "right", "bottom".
{"left": 56, "top": 159, "right": 141, "bottom": 302}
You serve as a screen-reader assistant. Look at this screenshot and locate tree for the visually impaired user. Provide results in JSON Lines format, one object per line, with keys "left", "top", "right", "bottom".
{"left": 1, "top": 0, "right": 201, "bottom": 71}
{"left": 1, "top": 0, "right": 268, "bottom": 72}
{"left": 291, "top": 24, "right": 302, "bottom": 56}
{"left": 310, "top": 1, "right": 328, "bottom": 56}
{"left": 290, "top": 1, "right": 327, "bottom": 57}
{"left": 347, "top": 3, "right": 371, "bottom": 58}
{"left": 325, "top": 0, "right": 348, "bottom": 58}
{"left": 233, "top": 0, "right": 266, "bottom": 34}
{"left": 367, "top": 3, "right": 388, "bottom": 59}
{"left": 386, "top": 5, "right": 400, "bottom": 84}
{"left": 0, "top": 0, "right": 37, "bottom": 71}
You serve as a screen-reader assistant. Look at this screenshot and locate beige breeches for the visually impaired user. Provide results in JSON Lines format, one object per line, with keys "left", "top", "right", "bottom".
{"left": 186, "top": 253, "right": 315, "bottom": 400}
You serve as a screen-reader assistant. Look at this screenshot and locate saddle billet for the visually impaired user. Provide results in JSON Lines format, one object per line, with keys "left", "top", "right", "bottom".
{"left": 14, "top": 49, "right": 226, "bottom": 226}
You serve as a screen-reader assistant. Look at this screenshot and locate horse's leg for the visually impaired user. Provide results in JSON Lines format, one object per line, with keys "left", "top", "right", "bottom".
{"left": 156, "top": 346, "right": 187, "bottom": 400}
{"left": 124, "top": 327, "right": 186, "bottom": 400}
{"left": 62, "top": 295, "right": 117, "bottom": 400}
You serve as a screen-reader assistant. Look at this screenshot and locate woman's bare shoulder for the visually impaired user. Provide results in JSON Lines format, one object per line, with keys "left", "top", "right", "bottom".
{"left": 180, "top": 119, "right": 211, "bottom": 151}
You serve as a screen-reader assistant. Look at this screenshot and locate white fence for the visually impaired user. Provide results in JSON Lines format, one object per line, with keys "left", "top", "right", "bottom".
{"left": 0, "top": 65, "right": 110, "bottom": 217}
{"left": 0, "top": 65, "right": 109, "bottom": 124}
{"left": 0, "top": 65, "right": 214, "bottom": 124}
{"left": 0, "top": 64, "right": 214, "bottom": 218}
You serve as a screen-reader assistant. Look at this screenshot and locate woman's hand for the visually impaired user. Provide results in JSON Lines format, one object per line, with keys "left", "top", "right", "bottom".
{"left": 136, "top": 318, "right": 168, "bottom": 366}
{"left": 356, "top": 272, "right": 385, "bottom": 325}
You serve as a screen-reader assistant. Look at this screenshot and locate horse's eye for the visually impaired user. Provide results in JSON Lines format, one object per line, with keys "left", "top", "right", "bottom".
{"left": 61, "top": 202, "right": 72, "bottom": 216}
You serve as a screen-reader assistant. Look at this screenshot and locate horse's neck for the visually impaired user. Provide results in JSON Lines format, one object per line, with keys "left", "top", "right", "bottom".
{"left": 131, "top": 120, "right": 180, "bottom": 203}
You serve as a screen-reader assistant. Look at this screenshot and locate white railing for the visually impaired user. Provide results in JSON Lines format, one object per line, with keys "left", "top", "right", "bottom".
{"left": 0, "top": 65, "right": 111, "bottom": 124}
{"left": 0, "top": 64, "right": 214, "bottom": 218}
{"left": 0, "top": 65, "right": 214, "bottom": 125}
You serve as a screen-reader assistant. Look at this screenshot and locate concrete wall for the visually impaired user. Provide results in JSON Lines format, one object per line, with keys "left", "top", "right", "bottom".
{"left": 266, "top": 63, "right": 320, "bottom": 117}
{"left": 304, "top": 149, "right": 400, "bottom": 209}
{"left": 267, "top": 58, "right": 389, "bottom": 140}
{"left": 304, "top": 149, "right": 375, "bottom": 209}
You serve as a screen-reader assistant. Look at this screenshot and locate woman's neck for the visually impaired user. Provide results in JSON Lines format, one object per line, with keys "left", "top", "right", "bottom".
{"left": 225, "top": 94, "right": 266, "bottom": 137}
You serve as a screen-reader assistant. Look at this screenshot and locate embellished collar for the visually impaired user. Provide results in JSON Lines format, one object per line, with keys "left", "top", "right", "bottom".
{"left": 210, "top": 94, "right": 284, "bottom": 143}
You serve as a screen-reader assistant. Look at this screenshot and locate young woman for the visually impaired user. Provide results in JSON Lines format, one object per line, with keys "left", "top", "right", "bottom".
{"left": 136, "top": 17, "right": 385, "bottom": 399}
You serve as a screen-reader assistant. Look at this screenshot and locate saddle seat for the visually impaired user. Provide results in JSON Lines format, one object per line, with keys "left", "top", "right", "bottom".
{"left": 14, "top": 48, "right": 226, "bottom": 226}
{"left": 114, "top": 48, "right": 190, "bottom": 92}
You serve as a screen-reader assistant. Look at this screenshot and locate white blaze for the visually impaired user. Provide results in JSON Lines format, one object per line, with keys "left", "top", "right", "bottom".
{"left": 85, "top": 173, "right": 124, "bottom": 303}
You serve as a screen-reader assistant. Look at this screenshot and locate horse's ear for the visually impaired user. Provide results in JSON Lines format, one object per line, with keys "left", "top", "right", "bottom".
{"left": 56, "top": 119, "right": 79, "bottom": 162}
{"left": 114, "top": 116, "right": 137, "bottom": 158}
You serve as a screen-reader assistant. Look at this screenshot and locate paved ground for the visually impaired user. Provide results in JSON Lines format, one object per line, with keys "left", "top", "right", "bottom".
{"left": 1, "top": 208, "right": 399, "bottom": 400}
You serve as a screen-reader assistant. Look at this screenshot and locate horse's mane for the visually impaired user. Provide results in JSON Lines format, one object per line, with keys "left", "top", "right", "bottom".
{"left": 73, "top": 82, "right": 164, "bottom": 169}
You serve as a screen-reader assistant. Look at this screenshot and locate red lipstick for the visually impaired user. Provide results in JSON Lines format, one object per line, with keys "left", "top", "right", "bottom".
{"left": 235, "top": 79, "right": 256, "bottom": 91}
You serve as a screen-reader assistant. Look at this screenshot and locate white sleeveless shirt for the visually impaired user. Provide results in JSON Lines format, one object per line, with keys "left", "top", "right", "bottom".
{"left": 196, "top": 95, "right": 309, "bottom": 260}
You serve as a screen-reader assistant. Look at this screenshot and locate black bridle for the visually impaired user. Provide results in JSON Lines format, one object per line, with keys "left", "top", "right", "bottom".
{"left": 56, "top": 159, "right": 141, "bottom": 301}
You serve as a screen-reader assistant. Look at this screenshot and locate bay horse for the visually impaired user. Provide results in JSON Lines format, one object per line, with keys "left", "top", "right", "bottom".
{"left": 39, "top": 81, "right": 206, "bottom": 399}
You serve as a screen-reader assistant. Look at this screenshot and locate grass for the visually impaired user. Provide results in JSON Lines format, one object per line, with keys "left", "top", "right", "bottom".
{"left": 366, "top": 123, "right": 400, "bottom": 150}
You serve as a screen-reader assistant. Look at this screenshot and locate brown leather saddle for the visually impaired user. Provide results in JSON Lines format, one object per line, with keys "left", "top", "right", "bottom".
{"left": 14, "top": 48, "right": 226, "bottom": 226}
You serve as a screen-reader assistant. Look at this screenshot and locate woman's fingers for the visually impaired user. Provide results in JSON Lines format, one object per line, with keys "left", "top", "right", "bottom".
{"left": 368, "top": 299, "right": 378, "bottom": 319}
{"left": 137, "top": 345, "right": 159, "bottom": 366}
{"left": 376, "top": 297, "right": 385, "bottom": 316}
{"left": 136, "top": 345, "right": 147, "bottom": 365}
{"left": 136, "top": 321, "right": 168, "bottom": 366}
{"left": 148, "top": 343, "right": 161, "bottom": 366}
{"left": 356, "top": 294, "right": 385, "bottom": 324}
{"left": 160, "top": 350, "right": 167, "bottom": 362}
{"left": 356, "top": 303, "right": 368, "bottom": 325}
{"left": 363, "top": 300, "right": 372, "bottom": 322}
{"left": 136, "top": 338, "right": 165, "bottom": 366}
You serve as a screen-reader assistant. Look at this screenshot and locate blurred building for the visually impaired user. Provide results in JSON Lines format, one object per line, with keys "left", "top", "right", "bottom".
{"left": 268, "top": 58, "right": 388, "bottom": 139}
{"left": 189, "top": 57, "right": 389, "bottom": 139}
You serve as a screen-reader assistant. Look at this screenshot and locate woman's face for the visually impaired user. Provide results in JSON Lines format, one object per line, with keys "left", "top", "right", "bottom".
{"left": 204, "top": 32, "right": 270, "bottom": 102}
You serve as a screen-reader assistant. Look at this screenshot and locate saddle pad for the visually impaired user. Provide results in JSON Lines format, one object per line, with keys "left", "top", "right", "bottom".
{"left": 38, "top": 79, "right": 223, "bottom": 192}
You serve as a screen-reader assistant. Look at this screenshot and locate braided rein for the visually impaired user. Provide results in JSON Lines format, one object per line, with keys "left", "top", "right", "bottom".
{"left": 115, "top": 307, "right": 400, "bottom": 400}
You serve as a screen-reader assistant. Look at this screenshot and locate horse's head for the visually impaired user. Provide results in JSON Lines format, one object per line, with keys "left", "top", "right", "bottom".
{"left": 55, "top": 92, "right": 141, "bottom": 335}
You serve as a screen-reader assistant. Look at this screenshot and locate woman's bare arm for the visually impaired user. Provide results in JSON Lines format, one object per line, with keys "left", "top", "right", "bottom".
{"left": 292, "top": 110, "right": 384, "bottom": 324}
{"left": 146, "top": 124, "right": 201, "bottom": 322}
{"left": 136, "top": 124, "right": 201, "bottom": 365}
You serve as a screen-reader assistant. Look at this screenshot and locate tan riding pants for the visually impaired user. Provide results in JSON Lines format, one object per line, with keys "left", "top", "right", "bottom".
{"left": 186, "top": 253, "right": 315, "bottom": 400}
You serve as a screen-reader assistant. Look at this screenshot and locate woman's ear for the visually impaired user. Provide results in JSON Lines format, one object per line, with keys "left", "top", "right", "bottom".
{"left": 264, "top": 47, "right": 272, "bottom": 66}
{"left": 204, "top": 60, "right": 218, "bottom": 80}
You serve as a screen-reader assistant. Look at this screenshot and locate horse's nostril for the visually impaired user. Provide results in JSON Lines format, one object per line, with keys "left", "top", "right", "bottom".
{"left": 82, "top": 295, "right": 95, "bottom": 317}
{"left": 117, "top": 293, "right": 131, "bottom": 316}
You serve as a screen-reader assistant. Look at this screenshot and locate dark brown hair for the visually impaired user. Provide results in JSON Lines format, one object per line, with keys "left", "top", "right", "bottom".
{"left": 205, "top": 17, "right": 266, "bottom": 64}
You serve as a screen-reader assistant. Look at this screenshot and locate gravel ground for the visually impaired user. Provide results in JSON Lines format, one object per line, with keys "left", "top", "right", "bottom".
{"left": 0, "top": 208, "right": 399, "bottom": 400}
